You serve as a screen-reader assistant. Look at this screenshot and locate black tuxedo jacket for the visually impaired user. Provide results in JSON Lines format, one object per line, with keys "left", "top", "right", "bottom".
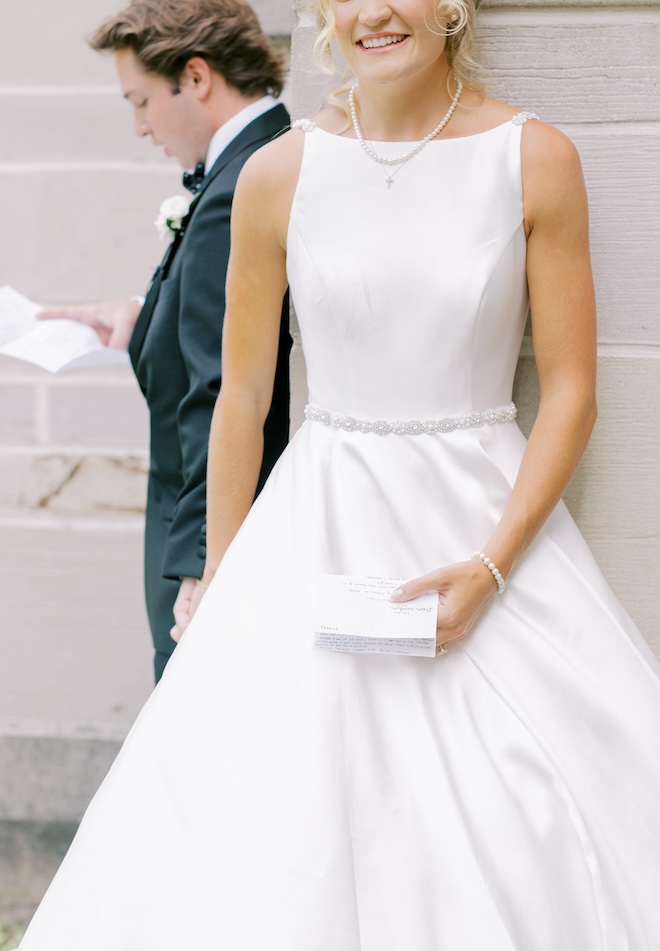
{"left": 129, "top": 103, "right": 291, "bottom": 679}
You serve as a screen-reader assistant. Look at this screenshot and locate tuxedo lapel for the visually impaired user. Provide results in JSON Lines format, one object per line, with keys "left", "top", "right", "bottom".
{"left": 197, "top": 103, "right": 290, "bottom": 194}
{"left": 128, "top": 226, "right": 185, "bottom": 367}
{"left": 128, "top": 103, "right": 290, "bottom": 369}
{"left": 128, "top": 188, "right": 203, "bottom": 367}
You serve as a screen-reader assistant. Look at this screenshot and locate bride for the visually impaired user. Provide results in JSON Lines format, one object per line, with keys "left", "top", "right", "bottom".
{"left": 20, "top": 0, "right": 660, "bottom": 948}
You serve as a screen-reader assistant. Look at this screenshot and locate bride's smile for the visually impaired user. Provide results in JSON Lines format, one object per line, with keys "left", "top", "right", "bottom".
{"left": 357, "top": 32, "right": 410, "bottom": 52}
{"left": 330, "top": 0, "right": 451, "bottom": 86}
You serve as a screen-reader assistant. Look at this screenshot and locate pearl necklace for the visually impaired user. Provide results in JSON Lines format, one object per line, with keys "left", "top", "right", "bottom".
{"left": 349, "top": 79, "right": 463, "bottom": 187}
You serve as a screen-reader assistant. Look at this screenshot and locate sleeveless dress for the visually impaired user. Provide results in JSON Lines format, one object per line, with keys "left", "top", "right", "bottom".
{"left": 20, "top": 116, "right": 660, "bottom": 951}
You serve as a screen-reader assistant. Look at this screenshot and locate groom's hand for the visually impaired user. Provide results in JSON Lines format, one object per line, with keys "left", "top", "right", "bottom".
{"left": 37, "top": 299, "right": 141, "bottom": 350}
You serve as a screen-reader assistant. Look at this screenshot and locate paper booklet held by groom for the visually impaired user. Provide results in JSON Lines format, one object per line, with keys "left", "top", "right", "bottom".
{"left": 313, "top": 575, "right": 439, "bottom": 657}
{"left": 0, "top": 285, "right": 129, "bottom": 373}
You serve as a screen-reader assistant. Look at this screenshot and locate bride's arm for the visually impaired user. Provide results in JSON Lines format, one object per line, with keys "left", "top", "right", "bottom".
{"left": 393, "top": 122, "right": 598, "bottom": 646}
{"left": 482, "top": 123, "right": 597, "bottom": 576}
{"left": 181, "top": 133, "right": 301, "bottom": 627}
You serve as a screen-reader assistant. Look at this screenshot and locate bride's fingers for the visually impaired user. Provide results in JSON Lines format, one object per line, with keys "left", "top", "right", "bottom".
{"left": 390, "top": 570, "right": 445, "bottom": 603}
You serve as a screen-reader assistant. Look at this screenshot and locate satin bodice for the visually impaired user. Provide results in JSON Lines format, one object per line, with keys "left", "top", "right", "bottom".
{"left": 287, "top": 120, "right": 530, "bottom": 420}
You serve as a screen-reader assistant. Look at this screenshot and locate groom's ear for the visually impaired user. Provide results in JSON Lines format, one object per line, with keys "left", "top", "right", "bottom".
{"left": 179, "top": 57, "right": 214, "bottom": 101}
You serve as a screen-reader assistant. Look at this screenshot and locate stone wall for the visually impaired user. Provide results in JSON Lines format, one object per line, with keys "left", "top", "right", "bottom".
{"left": 0, "top": 0, "right": 293, "bottom": 917}
{"left": 1, "top": 0, "right": 658, "bottom": 919}
{"left": 291, "top": 0, "right": 660, "bottom": 648}
{"left": 0, "top": 0, "right": 294, "bottom": 726}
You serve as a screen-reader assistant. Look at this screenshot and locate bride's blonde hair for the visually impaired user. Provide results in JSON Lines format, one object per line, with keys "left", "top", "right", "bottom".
{"left": 305, "top": 0, "right": 485, "bottom": 96}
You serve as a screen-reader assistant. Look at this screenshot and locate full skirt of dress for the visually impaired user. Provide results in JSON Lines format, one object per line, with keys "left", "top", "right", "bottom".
{"left": 20, "top": 115, "right": 660, "bottom": 950}
{"left": 19, "top": 418, "right": 660, "bottom": 951}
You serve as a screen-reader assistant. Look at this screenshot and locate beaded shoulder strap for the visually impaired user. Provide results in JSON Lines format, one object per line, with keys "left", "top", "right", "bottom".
{"left": 292, "top": 118, "right": 317, "bottom": 133}
{"left": 512, "top": 111, "right": 540, "bottom": 126}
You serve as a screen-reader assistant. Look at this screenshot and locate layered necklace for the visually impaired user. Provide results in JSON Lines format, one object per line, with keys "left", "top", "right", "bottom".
{"left": 349, "top": 79, "right": 464, "bottom": 188}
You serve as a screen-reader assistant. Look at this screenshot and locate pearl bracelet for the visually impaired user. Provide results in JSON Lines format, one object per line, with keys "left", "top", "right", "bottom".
{"left": 471, "top": 551, "right": 506, "bottom": 595}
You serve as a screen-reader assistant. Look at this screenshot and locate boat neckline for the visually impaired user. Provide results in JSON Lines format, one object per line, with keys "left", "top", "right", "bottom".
{"left": 312, "top": 117, "right": 522, "bottom": 146}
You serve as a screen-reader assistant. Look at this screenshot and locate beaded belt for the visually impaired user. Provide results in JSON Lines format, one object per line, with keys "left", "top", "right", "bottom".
{"left": 304, "top": 402, "right": 517, "bottom": 436}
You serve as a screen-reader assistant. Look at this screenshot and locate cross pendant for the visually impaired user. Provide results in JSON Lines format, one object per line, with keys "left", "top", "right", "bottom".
{"left": 385, "top": 177, "right": 394, "bottom": 189}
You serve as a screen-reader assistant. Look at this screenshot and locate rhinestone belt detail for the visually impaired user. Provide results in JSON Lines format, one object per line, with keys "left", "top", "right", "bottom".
{"left": 304, "top": 402, "right": 517, "bottom": 436}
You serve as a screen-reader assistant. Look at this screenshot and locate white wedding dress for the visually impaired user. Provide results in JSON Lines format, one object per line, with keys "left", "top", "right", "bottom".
{"left": 20, "top": 116, "right": 660, "bottom": 950}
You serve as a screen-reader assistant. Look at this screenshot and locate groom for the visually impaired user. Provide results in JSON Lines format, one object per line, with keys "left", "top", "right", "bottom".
{"left": 41, "top": 0, "right": 291, "bottom": 681}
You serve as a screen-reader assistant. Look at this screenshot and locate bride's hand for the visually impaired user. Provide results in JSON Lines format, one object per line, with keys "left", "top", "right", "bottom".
{"left": 390, "top": 560, "right": 499, "bottom": 653}
{"left": 170, "top": 578, "right": 208, "bottom": 643}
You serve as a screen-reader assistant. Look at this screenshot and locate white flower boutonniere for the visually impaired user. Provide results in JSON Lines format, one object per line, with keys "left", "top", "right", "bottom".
{"left": 154, "top": 194, "right": 194, "bottom": 241}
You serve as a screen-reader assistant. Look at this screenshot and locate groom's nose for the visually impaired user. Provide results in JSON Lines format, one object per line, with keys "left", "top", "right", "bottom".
{"left": 133, "top": 111, "right": 151, "bottom": 138}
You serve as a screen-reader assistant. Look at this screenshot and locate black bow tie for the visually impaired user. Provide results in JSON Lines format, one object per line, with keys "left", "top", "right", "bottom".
{"left": 182, "top": 161, "right": 205, "bottom": 194}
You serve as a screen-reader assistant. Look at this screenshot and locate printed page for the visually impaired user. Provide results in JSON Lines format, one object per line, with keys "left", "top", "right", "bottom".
{"left": 313, "top": 574, "right": 438, "bottom": 657}
{"left": 0, "top": 285, "right": 128, "bottom": 372}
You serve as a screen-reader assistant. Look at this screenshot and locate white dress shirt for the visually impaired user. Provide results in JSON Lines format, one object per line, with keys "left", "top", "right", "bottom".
{"left": 204, "top": 95, "right": 281, "bottom": 173}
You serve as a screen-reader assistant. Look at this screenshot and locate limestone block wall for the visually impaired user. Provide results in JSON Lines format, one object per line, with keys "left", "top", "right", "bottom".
{"left": 0, "top": 0, "right": 293, "bottom": 916}
{"left": 0, "top": 0, "right": 294, "bottom": 728}
{"left": 291, "top": 0, "right": 660, "bottom": 651}
{"left": 1, "top": 0, "right": 658, "bottom": 917}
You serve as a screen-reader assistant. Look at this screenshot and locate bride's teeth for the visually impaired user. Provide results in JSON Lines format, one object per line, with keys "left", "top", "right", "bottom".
{"left": 361, "top": 35, "right": 405, "bottom": 49}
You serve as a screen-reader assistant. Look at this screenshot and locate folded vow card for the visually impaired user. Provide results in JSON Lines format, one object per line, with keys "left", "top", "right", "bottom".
{"left": 313, "top": 574, "right": 438, "bottom": 657}
{"left": 0, "top": 285, "right": 129, "bottom": 373}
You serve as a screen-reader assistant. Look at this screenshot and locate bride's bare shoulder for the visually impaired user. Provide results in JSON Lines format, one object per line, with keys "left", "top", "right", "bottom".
{"left": 242, "top": 104, "right": 351, "bottom": 190}
{"left": 449, "top": 93, "right": 532, "bottom": 136}
{"left": 236, "top": 132, "right": 303, "bottom": 224}
{"left": 237, "top": 104, "right": 347, "bottom": 190}
{"left": 234, "top": 109, "right": 347, "bottom": 243}
{"left": 309, "top": 105, "right": 352, "bottom": 135}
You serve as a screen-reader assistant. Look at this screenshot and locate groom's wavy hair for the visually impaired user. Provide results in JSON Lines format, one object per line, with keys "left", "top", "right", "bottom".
{"left": 90, "top": 0, "right": 285, "bottom": 97}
